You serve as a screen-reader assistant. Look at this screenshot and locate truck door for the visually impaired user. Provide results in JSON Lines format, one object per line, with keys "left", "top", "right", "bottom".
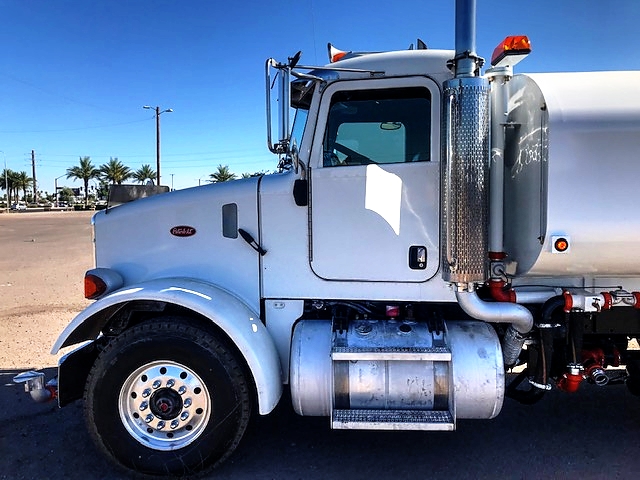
{"left": 309, "top": 77, "right": 441, "bottom": 282}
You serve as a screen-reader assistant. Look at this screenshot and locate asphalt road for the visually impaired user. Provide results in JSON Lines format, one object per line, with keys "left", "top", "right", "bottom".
{"left": 2, "top": 211, "right": 640, "bottom": 479}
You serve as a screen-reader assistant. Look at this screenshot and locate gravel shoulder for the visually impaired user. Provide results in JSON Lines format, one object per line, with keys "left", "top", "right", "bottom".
{"left": 0, "top": 211, "right": 93, "bottom": 370}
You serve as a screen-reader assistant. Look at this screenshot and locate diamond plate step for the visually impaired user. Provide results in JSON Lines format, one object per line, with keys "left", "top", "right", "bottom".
{"left": 332, "top": 409, "right": 454, "bottom": 431}
{"left": 331, "top": 345, "right": 451, "bottom": 361}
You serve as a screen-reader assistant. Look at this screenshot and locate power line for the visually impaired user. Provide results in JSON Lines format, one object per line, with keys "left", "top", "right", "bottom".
{"left": 0, "top": 71, "right": 134, "bottom": 116}
{"left": 0, "top": 116, "right": 153, "bottom": 133}
{"left": 35, "top": 147, "right": 269, "bottom": 158}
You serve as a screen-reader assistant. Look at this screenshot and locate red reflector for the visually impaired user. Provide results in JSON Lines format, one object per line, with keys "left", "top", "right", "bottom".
{"left": 85, "top": 273, "right": 107, "bottom": 299}
{"left": 386, "top": 305, "right": 400, "bottom": 318}
{"left": 491, "top": 35, "right": 531, "bottom": 66}
{"left": 563, "top": 291, "right": 573, "bottom": 313}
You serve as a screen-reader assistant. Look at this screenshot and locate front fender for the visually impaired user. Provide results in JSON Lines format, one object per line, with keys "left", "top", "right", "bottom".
{"left": 52, "top": 277, "right": 282, "bottom": 415}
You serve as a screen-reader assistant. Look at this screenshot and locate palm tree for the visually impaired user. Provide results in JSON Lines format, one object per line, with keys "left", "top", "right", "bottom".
{"left": 241, "top": 170, "right": 269, "bottom": 178}
{"left": 132, "top": 164, "right": 157, "bottom": 184}
{"left": 1, "top": 168, "right": 15, "bottom": 205}
{"left": 99, "top": 157, "right": 132, "bottom": 185}
{"left": 66, "top": 156, "right": 99, "bottom": 207}
{"left": 209, "top": 165, "right": 236, "bottom": 183}
{"left": 7, "top": 170, "right": 20, "bottom": 204}
{"left": 15, "top": 171, "right": 33, "bottom": 203}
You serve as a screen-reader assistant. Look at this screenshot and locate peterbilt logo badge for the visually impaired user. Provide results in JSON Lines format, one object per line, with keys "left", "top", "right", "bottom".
{"left": 170, "top": 226, "right": 196, "bottom": 237}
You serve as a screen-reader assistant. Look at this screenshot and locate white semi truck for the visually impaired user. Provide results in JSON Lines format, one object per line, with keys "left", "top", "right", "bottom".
{"left": 15, "top": 0, "right": 640, "bottom": 476}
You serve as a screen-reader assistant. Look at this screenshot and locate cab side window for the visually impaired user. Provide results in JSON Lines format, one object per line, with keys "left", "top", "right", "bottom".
{"left": 323, "top": 87, "right": 431, "bottom": 167}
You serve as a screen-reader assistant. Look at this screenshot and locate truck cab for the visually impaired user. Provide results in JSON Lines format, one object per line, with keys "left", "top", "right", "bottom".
{"left": 262, "top": 49, "right": 452, "bottom": 299}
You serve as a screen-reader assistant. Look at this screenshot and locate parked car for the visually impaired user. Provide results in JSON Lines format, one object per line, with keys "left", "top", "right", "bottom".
{"left": 10, "top": 203, "right": 27, "bottom": 211}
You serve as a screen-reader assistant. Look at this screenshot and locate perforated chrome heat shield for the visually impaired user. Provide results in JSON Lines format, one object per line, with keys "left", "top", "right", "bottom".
{"left": 441, "top": 77, "right": 490, "bottom": 284}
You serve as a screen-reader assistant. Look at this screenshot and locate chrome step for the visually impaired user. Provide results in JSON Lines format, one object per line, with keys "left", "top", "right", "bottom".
{"left": 331, "top": 345, "right": 451, "bottom": 361}
{"left": 332, "top": 409, "right": 454, "bottom": 431}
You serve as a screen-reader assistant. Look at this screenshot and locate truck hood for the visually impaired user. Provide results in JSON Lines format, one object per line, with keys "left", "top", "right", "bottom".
{"left": 92, "top": 178, "right": 262, "bottom": 310}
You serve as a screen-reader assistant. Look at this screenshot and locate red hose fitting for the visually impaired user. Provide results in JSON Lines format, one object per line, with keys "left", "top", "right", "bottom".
{"left": 557, "top": 372, "right": 583, "bottom": 393}
{"left": 563, "top": 291, "right": 573, "bottom": 313}
{"left": 557, "top": 364, "right": 584, "bottom": 393}
{"left": 601, "top": 292, "right": 613, "bottom": 310}
{"left": 488, "top": 279, "right": 516, "bottom": 303}
{"left": 488, "top": 251, "right": 507, "bottom": 261}
{"left": 633, "top": 292, "right": 640, "bottom": 308}
{"left": 582, "top": 348, "right": 605, "bottom": 368}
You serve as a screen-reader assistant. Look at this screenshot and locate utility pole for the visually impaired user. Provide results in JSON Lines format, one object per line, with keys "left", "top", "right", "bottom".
{"left": 155, "top": 108, "right": 160, "bottom": 186}
{"left": 31, "top": 150, "right": 37, "bottom": 203}
{"left": 143, "top": 105, "right": 172, "bottom": 186}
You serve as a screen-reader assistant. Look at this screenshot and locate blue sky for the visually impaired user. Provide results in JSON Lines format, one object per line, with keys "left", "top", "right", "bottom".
{"left": 1, "top": 0, "right": 639, "bottom": 193}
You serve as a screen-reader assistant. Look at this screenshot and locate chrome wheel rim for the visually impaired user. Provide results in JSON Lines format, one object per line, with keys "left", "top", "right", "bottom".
{"left": 118, "top": 360, "right": 211, "bottom": 451}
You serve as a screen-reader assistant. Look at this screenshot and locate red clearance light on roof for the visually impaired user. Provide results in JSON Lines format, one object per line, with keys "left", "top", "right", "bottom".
{"left": 491, "top": 35, "right": 531, "bottom": 67}
{"left": 328, "top": 43, "right": 350, "bottom": 63}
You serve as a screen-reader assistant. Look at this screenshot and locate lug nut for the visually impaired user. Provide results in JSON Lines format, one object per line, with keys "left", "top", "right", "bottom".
{"left": 145, "top": 414, "right": 154, "bottom": 423}
{"left": 139, "top": 401, "right": 148, "bottom": 411}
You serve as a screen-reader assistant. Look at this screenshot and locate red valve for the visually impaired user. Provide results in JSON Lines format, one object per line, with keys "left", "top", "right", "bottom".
{"left": 557, "top": 372, "right": 583, "bottom": 393}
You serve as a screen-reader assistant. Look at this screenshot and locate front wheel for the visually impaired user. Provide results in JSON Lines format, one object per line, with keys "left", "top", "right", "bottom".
{"left": 84, "top": 319, "right": 252, "bottom": 476}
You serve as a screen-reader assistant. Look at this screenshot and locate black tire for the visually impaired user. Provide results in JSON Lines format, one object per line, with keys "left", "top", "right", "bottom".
{"left": 84, "top": 318, "right": 252, "bottom": 477}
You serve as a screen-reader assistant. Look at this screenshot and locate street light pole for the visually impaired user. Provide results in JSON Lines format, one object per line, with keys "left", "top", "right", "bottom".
{"left": 143, "top": 105, "right": 173, "bottom": 186}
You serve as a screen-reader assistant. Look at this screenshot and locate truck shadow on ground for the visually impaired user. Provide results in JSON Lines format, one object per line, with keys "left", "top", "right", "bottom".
{"left": 2, "top": 367, "right": 640, "bottom": 480}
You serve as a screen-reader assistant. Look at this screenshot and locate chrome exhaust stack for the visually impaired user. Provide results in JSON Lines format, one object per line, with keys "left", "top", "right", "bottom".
{"left": 441, "top": 0, "right": 490, "bottom": 285}
{"left": 441, "top": 76, "right": 490, "bottom": 285}
{"left": 442, "top": 0, "right": 533, "bottom": 365}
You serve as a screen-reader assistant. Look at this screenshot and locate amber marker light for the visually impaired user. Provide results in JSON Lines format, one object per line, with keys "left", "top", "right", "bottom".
{"left": 84, "top": 273, "right": 107, "bottom": 299}
{"left": 328, "top": 43, "right": 349, "bottom": 63}
{"left": 491, "top": 35, "right": 532, "bottom": 67}
{"left": 553, "top": 237, "right": 569, "bottom": 253}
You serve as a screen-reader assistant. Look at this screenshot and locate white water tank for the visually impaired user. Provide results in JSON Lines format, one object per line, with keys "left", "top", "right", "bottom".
{"left": 502, "top": 71, "right": 640, "bottom": 276}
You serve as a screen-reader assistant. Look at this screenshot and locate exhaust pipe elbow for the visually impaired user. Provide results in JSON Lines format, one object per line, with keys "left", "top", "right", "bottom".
{"left": 456, "top": 289, "right": 533, "bottom": 366}
{"left": 455, "top": 289, "right": 533, "bottom": 333}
